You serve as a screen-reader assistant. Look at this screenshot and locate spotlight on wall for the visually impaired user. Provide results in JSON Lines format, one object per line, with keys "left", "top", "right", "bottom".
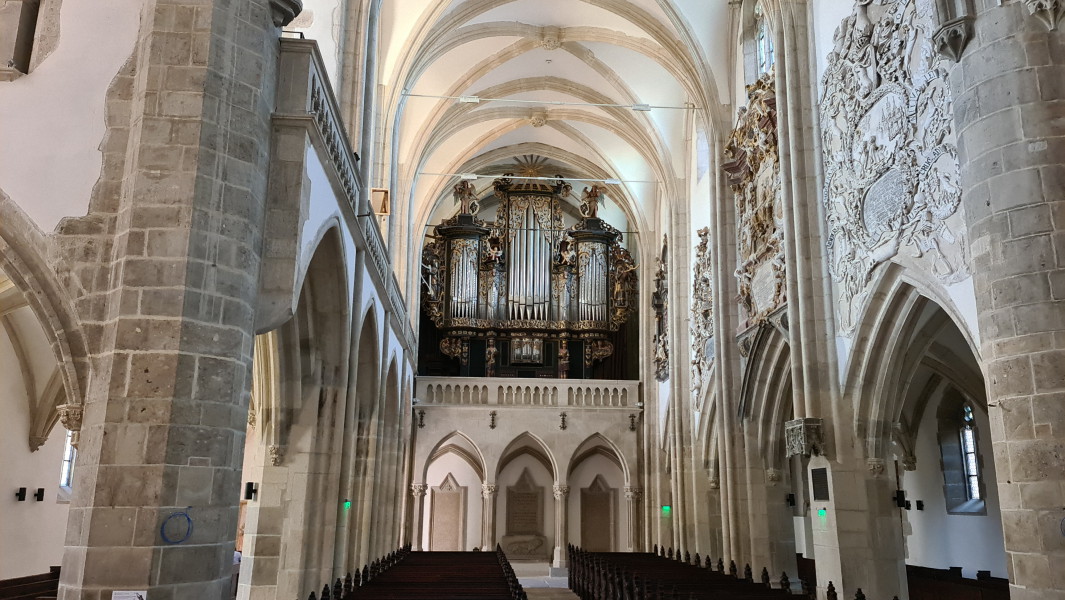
{"left": 15, "top": 487, "right": 26, "bottom": 502}
{"left": 785, "top": 493, "right": 796, "bottom": 507}
{"left": 244, "top": 482, "right": 258, "bottom": 501}
{"left": 916, "top": 500, "right": 924, "bottom": 511}
{"left": 33, "top": 488, "right": 44, "bottom": 502}
{"left": 893, "top": 489, "right": 907, "bottom": 508}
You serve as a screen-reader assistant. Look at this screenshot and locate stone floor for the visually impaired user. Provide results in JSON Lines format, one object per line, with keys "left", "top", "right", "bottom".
{"left": 525, "top": 588, "right": 581, "bottom": 599}
{"left": 514, "top": 562, "right": 577, "bottom": 598}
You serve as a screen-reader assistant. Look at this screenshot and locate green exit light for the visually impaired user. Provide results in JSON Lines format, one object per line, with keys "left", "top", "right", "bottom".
{"left": 343, "top": 499, "right": 352, "bottom": 510}
{"left": 662, "top": 505, "right": 672, "bottom": 513}
{"left": 817, "top": 508, "right": 827, "bottom": 518}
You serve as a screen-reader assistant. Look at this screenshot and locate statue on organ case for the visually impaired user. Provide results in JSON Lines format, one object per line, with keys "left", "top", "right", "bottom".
{"left": 558, "top": 340, "right": 570, "bottom": 379}
{"left": 485, "top": 339, "right": 498, "bottom": 377}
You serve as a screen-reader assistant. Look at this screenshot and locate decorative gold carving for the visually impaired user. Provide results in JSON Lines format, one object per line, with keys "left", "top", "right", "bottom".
{"left": 724, "top": 73, "right": 785, "bottom": 326}
{"left": 585, "top": 339, "right": 613, "bottom": 367}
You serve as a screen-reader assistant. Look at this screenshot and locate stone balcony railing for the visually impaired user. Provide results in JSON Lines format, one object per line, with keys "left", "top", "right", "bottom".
{"left": 276, "top": 37, "right": 416, "bottom": 353}
{"left": 415, "top": 377, "right": 641, "bottom": 408}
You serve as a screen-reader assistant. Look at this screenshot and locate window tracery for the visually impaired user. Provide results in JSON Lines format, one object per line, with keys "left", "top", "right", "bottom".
{"left": 754, "top": 3, "right": 775, "bottom": 74}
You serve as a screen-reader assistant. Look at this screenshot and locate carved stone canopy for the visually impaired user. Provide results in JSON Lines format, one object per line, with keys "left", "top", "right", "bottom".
{"left": 1026, "top": 0, "right": 1065, "bottom": 30}
{"left": 931, "top": 0, "right": 975, "bottom": 61}
{"left": 785, "top": 417, "right": 826, "bottom": 458}
{"left": 269, "top": 0, "right": 303, "bottom": 26}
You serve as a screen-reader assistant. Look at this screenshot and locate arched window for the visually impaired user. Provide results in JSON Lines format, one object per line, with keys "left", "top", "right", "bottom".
{"left": 754, "top": 3, "right": 775, "bottom": 74}
{"left": 960, "top": 404, "right": 980, "bottom": 500}
{"left": 59, "top": 430, "right": 76, "bottom": 489}
{"left": 936, "top": 393, "right": 985, "bottom": 514}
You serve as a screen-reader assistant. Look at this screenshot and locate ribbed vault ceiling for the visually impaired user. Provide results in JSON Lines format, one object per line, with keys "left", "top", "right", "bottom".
{"left": 378, "top": 0, "right": 731, "bottom": 237}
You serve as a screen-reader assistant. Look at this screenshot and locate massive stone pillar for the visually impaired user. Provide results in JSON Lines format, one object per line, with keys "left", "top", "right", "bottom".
{"left": 57, "top": 0, "right": 300, "bottom": 597}
{"left": 951, "top": 4, "right": 1065, "bottom": 598}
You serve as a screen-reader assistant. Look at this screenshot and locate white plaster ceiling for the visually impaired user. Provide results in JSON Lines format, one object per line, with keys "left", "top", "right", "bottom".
{"left": 379, "top": 0, "right": 730, "bottom": 237}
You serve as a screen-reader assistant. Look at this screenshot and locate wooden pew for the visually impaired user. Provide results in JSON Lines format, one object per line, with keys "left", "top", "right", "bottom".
{"left": 0, "top": 567, "right": 60, "bottom": 600}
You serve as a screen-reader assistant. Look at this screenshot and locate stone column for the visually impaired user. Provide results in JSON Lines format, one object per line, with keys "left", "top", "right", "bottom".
{"left": 55, "top": 1, "right": 302, "bottom": 598}
{"left": 480, "top": 482, "right": 497, "bottom": 550}
{"left": 951, "top": 3, "right": 1065, "bottom": 597}
{"left": 552, "top": 484, "right": 569, "bottom": 568}
{"left": 624, "top": 486, "right": 643, "bottom": 551}
{"left": 410, "top": 483, "right": 427, "bottom": 551}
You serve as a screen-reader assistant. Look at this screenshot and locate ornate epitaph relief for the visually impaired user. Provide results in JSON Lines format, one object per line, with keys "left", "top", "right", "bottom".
{"left": 690, "top": 228, "right": 715, "bottom": 397}
{"left": 430, "top": 473, "right": 467, "bottom": 551}
{"left": 821, "top": 0, "right": 967, "bottom": 335}
{"left": 502, "top": 468, "right": 547, "bottom": 558}
{"left": 724, "top": 73, "right": 785, "bottom": 325}
{"left": 653, "top": 236, "right": 669, "bottom": 382}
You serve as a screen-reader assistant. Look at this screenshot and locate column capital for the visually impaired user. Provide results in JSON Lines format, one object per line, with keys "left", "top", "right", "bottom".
{"left": 411, "top": 483, "right": 428, "bottom": 497}
{"left": 866, "top": 458, "right": 886, "bottom": 478}
{"left": 553, "top": 484, "right": 569, "bottom": 499}
{"left": 57, "top": 403, "right": 83, "bottom": 431}
{"left": 481, "top": 483, "right": 498, "bottom": 498}
{"left": 624, "top": 486, "right": 643, "bottom": 501}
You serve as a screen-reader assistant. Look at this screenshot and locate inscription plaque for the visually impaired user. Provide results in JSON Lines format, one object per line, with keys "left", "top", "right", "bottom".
{"left": 507, "top": 490, "right": 542, "bottom": 535}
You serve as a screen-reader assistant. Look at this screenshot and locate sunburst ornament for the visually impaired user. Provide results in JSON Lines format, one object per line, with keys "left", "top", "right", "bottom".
{"left": 511, "top": 154, "right": 552, "bottom": 178}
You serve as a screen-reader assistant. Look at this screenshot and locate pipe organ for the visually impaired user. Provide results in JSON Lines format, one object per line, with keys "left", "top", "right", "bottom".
{"left": 421, "top": 176, "right": 638, "bottom": 378}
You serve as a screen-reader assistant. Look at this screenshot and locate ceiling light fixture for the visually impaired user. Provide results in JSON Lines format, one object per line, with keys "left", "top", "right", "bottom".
{"left": 402, "top": 92, "right": 697, "bottom": 111}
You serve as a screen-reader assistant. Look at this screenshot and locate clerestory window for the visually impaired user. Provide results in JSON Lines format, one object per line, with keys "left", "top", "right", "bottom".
{"left": 754, "top": 4, "right": 775, "bottom": 74}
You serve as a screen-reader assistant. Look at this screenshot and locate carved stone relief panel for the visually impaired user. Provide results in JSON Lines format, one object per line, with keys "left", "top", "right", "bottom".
{"left": 430, "top": 473, "right": 467, "bottom": 551}
{"left": 690, "top": 227, "right": 715, "bottom": 398}
{"left": 724, "top": 73, "right": 785, "bottom": 326}
{"left": 821, "top": 0, "right": 968, "bottom": 335}
{"left": 653, "top": 235, "right": 669, "bottom": 382}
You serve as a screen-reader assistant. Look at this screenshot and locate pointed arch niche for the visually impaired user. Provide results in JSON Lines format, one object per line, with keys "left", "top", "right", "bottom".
{"left": 567, "top": 435, "right": 627, "bottom": 552}
{"left": 422, "top": 433, "right": 484, "bottom": 551}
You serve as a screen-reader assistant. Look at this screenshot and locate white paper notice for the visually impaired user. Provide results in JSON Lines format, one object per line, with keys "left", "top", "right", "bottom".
{"left": 112, "top": 592, "right": 147, "bottom": 600}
